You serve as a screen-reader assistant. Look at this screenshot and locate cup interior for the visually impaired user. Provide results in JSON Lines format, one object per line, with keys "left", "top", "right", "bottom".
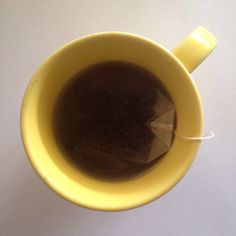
{"left": 21, "top": 32, "right": 202, "bottom": 211}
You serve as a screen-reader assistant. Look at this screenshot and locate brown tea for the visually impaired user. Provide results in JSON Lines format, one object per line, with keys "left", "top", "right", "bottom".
{"left": 53, "top": 61, "right": 172, "bottom": 180}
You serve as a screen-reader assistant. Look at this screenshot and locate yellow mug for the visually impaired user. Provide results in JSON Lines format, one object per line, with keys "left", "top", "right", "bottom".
{"left": 21, "top": 27, "right": 217, "bottom": 211}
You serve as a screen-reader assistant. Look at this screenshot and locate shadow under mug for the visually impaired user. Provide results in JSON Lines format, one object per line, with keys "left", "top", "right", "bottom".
{"left": 21, "top": 27, "right": 217, "bottom": 211}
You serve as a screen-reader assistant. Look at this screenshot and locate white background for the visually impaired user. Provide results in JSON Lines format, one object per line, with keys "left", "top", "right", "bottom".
{"left": 1, "top": 0, "right": 236, "bottom": 235}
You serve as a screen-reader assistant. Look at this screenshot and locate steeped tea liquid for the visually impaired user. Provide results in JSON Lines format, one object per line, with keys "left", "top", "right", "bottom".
{"left": 53, "top": 61, "right": 170, "bottom": 179}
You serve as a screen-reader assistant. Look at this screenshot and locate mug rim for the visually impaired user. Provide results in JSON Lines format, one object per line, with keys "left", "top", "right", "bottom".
{"left": 21, "top": 31, "right": 203, "bottom": 211}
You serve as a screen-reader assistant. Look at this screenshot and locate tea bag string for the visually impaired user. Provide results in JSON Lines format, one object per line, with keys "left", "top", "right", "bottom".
{"left": 174, "top": 130, "right": 215, "bottom": 140}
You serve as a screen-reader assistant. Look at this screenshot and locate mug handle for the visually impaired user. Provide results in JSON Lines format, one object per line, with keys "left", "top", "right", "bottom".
{"left": 172, "top": 26, "right": 217, "bottom": 72}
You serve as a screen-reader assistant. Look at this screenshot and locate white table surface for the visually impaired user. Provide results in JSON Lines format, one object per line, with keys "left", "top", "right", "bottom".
{"left": 1, "top": 0, "right": 236, "bottom": 235}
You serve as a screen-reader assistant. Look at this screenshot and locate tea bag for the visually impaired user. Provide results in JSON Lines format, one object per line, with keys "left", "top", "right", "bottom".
{"left": 82, "top": 86, "right": 176, "bottom": 165}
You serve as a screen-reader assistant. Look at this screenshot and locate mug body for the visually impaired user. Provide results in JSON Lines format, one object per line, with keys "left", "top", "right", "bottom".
{"left": 21, "top": 32, "right": 202, "bottom": 211}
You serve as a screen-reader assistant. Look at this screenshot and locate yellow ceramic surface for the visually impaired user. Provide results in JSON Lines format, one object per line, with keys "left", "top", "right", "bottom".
{"left": 21, "top": 27, "right": 217, "bottom": 211}
{"left": 173, "top": 27, "right": 217, "bottom": 72}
